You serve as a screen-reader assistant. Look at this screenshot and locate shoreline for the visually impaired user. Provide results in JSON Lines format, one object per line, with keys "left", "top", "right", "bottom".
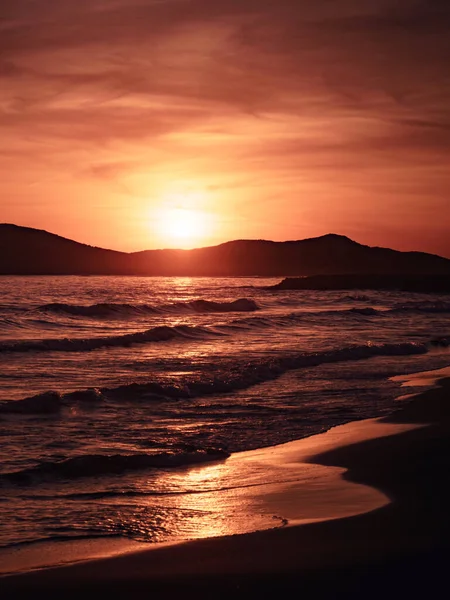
{"left": 1, "top": 416, "right": 411, "bottom": 576}
{"left": 2, "top": 365, "right": 450, "bottom": 594}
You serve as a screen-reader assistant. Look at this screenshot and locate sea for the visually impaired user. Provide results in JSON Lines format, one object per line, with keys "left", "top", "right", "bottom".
{"left": 0, "top": 276, "right": 449, "bottom": 552}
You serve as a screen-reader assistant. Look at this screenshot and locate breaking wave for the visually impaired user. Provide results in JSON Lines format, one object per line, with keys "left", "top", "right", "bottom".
{"left": 0, "top": 448, "right": 230, "bottom": 484}
{"left": 2, "top": 299, "right": 449, "bottom": 355}
{"left": 0, "top": 340, "right": 429, "bottom": 414}
{"left": 38, "top": 298, "right": 259, "bottom": 318}
{"left": 0, "top": 324, "right": 221, "bottom": 354}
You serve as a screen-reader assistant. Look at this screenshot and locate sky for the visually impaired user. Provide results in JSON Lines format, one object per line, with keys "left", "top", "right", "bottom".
{"left": 1, "top": 0, "right": 450, "bottom": 255}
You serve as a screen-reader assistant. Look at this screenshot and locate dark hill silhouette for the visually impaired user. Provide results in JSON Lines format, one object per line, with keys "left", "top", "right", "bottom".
{"left": 1, "top": 224, "right": 450, "bottom": 277}
{"left": 0, "top": 224, "right": 130, "bottom": 275}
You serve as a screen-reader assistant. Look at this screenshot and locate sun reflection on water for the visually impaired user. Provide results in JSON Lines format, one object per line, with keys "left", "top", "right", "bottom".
{"left": 130, "top": 460, "right": 277, "bottom": 542}
{"left": 168, "top": 462, "right": 256, "bottom": 539}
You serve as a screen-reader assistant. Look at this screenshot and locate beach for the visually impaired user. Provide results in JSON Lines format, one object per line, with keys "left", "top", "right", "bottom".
{"left": 2, "top": 0, "right": 450, "bottom": 592}
{"left": 2, "top": 366, "right": 450, "bottom": 596}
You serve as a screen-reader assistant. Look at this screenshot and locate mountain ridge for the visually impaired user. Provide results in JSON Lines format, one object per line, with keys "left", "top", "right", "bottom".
{"left": 1, "top": 223, "right": 450, "bottom": 276}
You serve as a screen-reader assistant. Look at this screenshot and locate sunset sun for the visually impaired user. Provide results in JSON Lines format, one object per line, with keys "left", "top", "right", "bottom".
{"left": 157, "top": 207, "right": 213, "bottom": 247}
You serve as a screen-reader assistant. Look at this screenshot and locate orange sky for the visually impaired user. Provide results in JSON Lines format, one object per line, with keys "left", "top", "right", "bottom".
{"left": 1, "top": 0, "right": 449, "bottom": 256}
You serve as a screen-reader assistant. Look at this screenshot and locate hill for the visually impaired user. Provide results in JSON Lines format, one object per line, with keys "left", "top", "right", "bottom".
{"left": 0, "top": 224, "right": 130, "bottom": 275}
{"left": 1, "top": 224, "right": 450, "bottom": 277}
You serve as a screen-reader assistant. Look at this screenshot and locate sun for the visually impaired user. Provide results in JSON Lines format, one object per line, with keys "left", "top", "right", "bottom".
{"left": 157, "top": 207, "right": 212, "bottom": 247}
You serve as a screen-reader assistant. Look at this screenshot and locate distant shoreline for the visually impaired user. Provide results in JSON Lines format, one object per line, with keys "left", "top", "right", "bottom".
{"left": 2, "top": 272, "right": 450, "bottom": 295}
{"left": 269, "top": 273, "right": 450, "bottom": 293}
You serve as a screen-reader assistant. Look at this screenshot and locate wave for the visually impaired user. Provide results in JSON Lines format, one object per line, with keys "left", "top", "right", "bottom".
{"left": 0, "top": 448, "right": 230, "bottom": 483}
{"left": 3, "top": 299, "right": 447, "bottom": 355}
{"left": 0, "top": 324, "right": 221, "bottom": 354}
{"left": 0, "top": 317, "right": 26, "bottom": 331}
{"left": 0, "top": 316, "right": 83, "bottom": 335}
{"left": 339, "top": 294, "right": 372, "bottom": 302}
{"left": 0, "top": 341, "right": 429, "bottom": 415}
{"left": 38, "top": 298, "right": 259, "bottom": 318}
{"left": 0, "top": 391, "right": 62, "bottom": 414}
{"left": 232, "top": 303, "right": 450, "bottom": 328}
{"left": 391, "top": 301, "right": 450, "bottom": 314}
{"left": 348, "top": 307, "right": 380, "bottom": 316}
{"left": 229, "top": 307, "right": 384, "bottom": 330}
{"left": 325, "top": 303, "right": 450, "bottom": 317}
{"left": 1, "top": 309, "right": 373, "bottom": 355}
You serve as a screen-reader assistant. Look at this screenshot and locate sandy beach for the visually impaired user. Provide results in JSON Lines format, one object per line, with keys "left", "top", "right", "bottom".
{"left": 2, "top": 366, "right": 450, "bottom": 597}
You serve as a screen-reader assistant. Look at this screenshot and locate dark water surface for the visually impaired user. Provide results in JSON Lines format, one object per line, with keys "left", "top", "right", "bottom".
{"left": 1, "top": 276, "right": 449, "bottom": 549}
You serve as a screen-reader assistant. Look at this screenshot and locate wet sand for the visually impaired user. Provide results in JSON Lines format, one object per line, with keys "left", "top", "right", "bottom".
{"left": 2, "top": 367, "right": 450, "bottom": 597}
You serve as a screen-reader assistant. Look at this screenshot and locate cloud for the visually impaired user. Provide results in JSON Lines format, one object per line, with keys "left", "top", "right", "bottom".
{"left": 0, "top": 0, "right": 449, "bottom": 254}
{"left": 2, "top": 1, "right": 449, "bottom": 124}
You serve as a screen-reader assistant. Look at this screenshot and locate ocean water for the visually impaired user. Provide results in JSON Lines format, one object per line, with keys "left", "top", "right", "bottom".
{"left": 0, "top": 276, "right": 449, "bottom": 551}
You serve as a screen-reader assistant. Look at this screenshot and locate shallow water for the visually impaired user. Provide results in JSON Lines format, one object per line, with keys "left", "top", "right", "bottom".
{"left": 0, "top": 276, "right": 449, "bottom": 549}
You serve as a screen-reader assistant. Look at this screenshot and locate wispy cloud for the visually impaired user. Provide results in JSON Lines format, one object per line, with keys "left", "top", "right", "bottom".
{"left": 0, "top": 0, "right": 449, "bottom": 254}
